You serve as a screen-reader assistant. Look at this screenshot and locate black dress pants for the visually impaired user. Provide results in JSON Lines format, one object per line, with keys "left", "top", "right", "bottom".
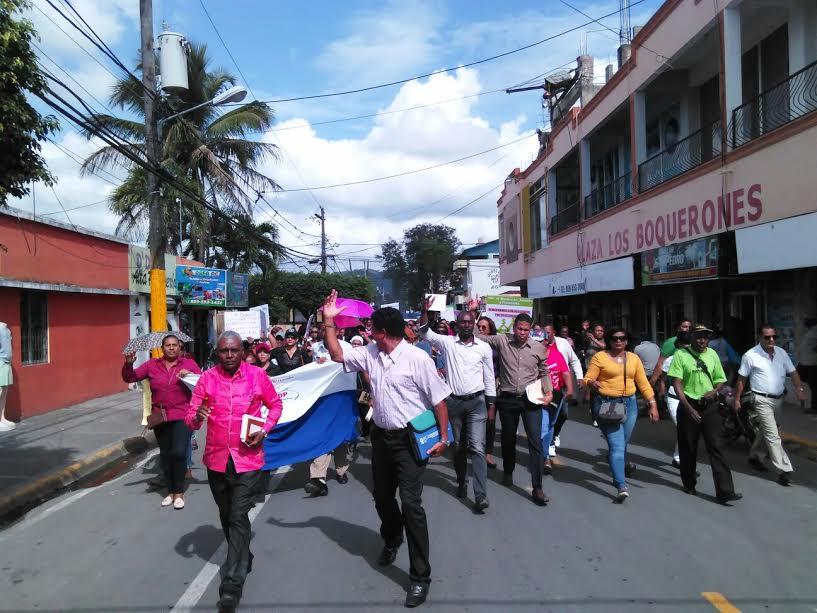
{"left": 496, "top": 394, "right": 543, "bottom": 488}
{"left": 370, "top": 425, "right": 430, "bottom": 585}
{"left": 676, "top": 397, "right": 735, "bottom": 498}
{"left": 154, "top": 420, "right": 190, "bottom": 493}
{"left": 207, "top": 456, "right": 261, "bottom": 596}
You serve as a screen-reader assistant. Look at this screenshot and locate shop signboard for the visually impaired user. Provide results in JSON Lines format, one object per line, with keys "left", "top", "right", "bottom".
{"left": 128, "top": 245, "right": 178, "bottom": 295}
{"left": 641, "top": 236, "right": 718, "bottom": 286}
{"left": 484, "top": 295, "right": 533, "bottom": 334}
{"left": 176, "top": 265, "right": 227, "bottom": 307}
{"left": 227, "top": 272, "right": 249, "bottom": 307}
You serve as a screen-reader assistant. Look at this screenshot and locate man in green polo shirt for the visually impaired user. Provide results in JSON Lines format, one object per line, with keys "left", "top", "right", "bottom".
{"left": 668, "top": 323, "right": 742, "bottom": 505}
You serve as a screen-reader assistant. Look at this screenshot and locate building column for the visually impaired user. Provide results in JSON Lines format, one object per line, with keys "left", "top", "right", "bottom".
{"left": 788, "top": 0, "right": 817, "bottom": 73}
{"left": 630, "top": 91, "right": 646, "bottom": 192}
{"left": 546, "top": 169, "right": 557, "bottom": 224}
{"left": 579, "top": 139, "right": 591, "bottom": 219}
{"left": 723, "top": 7, "right": 743, "bottom": 146}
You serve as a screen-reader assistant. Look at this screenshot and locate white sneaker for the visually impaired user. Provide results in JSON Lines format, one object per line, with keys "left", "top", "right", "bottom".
{"left": 161, "top": 495, "right": 174, "bottom": 507}
{"left": 0, "top": 419, "right": 16, "bottom": 432}
{"left": 554, "top": 436, "right": 561, "bottom": 448}
{"left": 548, "top": 445, "right": 557, "bottom": 457}
{"left": 173, "top": 497, "right": 185, "bottom": 510}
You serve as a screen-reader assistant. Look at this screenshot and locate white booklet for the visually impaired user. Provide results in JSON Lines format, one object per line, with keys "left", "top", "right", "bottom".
{"left": 241, "top": 414, "right": 266, "bottom": 443}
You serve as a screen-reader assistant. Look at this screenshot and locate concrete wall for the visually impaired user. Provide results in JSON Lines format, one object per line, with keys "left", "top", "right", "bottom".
{"left": 0, "top": 288, "right": 130, "bottom": 420}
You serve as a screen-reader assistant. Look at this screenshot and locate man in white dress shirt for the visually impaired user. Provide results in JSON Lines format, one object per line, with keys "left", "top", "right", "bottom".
{"left": 419, "top": 297, "right": 496, "bottom": 512}
{"left": 322, "top": 290, "right": 450, "bottom": 608}
{"left": 734, "top": 324, "right": 807, "bottom": 485}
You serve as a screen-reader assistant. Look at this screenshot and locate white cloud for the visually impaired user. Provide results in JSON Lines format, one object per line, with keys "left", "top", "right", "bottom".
{"left": 314, "top": 0, "right": 444, "bottom": 87}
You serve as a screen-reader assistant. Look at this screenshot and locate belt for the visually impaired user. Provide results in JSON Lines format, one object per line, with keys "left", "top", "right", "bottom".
{"left": 450, "top": 390, "right": 484, "bottom": 401}
{"left": 751, "top": 390, "right": 784, "bottom": 399}
{"left": 499, "top": 391, "right": 526, "bottom": 399}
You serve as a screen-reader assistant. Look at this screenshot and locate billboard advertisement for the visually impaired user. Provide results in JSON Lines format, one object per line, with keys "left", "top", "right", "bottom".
{"left": 176, "top": 265, "right": 227, "bottom": 307}
{"left": 641, "top": 236, "right": 719, "bottom": 286}
{"left": 484, "top": 295, "right": 533, "bottom": 334}
{"left": 227, "top": 272, "right": 249, "bottom": 307}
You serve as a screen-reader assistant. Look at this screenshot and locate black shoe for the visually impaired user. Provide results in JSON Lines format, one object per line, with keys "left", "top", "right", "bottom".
{"left": 716, "top": 492, "right": 743, "bottom": 505}
{"left": 778, "top": 472, "right": 793, "bottom": 486}
{"left": 543, "top": 459, "right": 553, "bottom": 475}
{"left": 624, "top": 462, "right": 636, "bottom": 478}
{"left": 671, "top": 459, "right": 681, "bottom": 469}
{"left": 247, "top": 552, "right": 254, "bottom": 574}
{"left": 502, "top": 472, "right": 513, "bottom": 487}
{"left": 531, "top": 487, "right": 549, "bottom": 506}
{"left": 682, "top": 486, "right": 697, "bottom": 496}
{"left": 748, "top": 457, "right": 768, "bottom": 472}
{"left": 377, "top": 543, "right": 401, "bottom": 566}
{"left": 456, "top": 482, "right": 468, "bottom": 498}
{"left": 405, "top": 582, "right": 429, "bottom": 607}
{"left": 217, "top": 592, "right": 239, "bottom": 613}
{"left": 474, "top": 496, "right": 490, "bottom": 512}
{"left": 336, "top": 472, "right": 349, "bottom": 484}
{"left": 304, "top": 478, "right": 329, "bottom": 497}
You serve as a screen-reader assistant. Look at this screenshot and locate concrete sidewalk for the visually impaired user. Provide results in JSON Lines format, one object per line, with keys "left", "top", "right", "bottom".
{"left": 779, "top": 401, "right": 817, "bottom": 459}
{"left": 0, "top": 390, "right": 155, "bottom": 521}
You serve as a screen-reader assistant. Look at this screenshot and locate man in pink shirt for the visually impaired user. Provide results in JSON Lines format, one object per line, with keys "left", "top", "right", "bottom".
{"left": 186, "top": 331, "right": 283, "bottom": 613}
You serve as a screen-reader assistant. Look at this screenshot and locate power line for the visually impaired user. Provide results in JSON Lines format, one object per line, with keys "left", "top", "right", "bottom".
{"left": 436, "top": 182, "right": 505, "bottom": 222}
{"left": 247, "top": 0, "right": 650, "bottom": 104}
{"left": 39, "top": 197, "right": 110, "bottom": 216}
{"left": 273, "top": 133, "right": 534, "bottom": 193}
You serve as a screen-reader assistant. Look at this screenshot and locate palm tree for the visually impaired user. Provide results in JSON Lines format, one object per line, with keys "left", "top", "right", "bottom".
{"left": 208, "top": 215, "right": 281, "bottom": 275}
{"left": 80, "top": 43, "right": 280, "bottom": 263}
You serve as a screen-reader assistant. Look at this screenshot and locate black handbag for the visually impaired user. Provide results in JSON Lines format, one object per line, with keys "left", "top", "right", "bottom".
{"left": 597, "top": 352, "right": 628, "bottom": 424}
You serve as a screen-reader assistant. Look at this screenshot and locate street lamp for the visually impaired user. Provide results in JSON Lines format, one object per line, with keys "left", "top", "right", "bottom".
{"left": 158, "top": 85, "right": 248, "bottom": 137}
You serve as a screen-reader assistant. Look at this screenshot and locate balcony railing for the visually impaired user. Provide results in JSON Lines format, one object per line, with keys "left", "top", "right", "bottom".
{"left": 584, "top": 172, "right": 632, "bottom": 220}
{"left": 638, "top": 119, "right": 722, "bottom": 192}
{"left": 549, "top": 199, "right": 580, "bottom": 235}
{"left": 730, "top": 59, "right": 817, "bottom": 148}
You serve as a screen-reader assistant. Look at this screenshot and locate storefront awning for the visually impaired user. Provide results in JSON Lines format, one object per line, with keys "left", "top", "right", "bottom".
{"left": 736, "top": 212, "right": 817, "bottom": 274}
{"left": 528, "top": 257, "right": 634, "bottom": 298}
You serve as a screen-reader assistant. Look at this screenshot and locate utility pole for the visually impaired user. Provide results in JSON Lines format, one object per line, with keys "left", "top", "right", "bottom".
{"left": 141, "top": 0, "right": 167, "bottom": 334}
{"left": 315, "top": 206, "right": 327, "bottom": 274}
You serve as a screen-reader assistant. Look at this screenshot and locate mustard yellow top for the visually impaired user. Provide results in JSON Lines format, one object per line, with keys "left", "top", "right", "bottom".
{"left": 584, "top": 351, "right": 655, "bottom": 399}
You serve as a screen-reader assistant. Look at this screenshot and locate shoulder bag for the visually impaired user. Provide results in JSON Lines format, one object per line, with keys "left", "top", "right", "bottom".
{"left": 146, "top": 403, "right": 167, "bottom": 429}
{"left": 596, "top": 352, "right": 628, "bottom": 424}
{"left": 683, "top": 348, "right": 726, "bottom": 412}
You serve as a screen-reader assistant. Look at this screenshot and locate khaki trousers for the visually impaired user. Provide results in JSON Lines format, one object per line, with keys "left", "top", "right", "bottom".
{"left": 309, "top": 442, "right": 355, "bottom": 479}
{"left": 748, "top": 394, "right": 793, "bottom": 474}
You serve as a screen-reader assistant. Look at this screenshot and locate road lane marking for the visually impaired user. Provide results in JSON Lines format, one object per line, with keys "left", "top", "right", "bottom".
{"left": 0, "top": 449, "right": 161, "bottom": 541}
{"left": 702, "top": 592, "right": 741, "bottom": 613}
{"left": 170, "top": 465, "right": 292, "bottom": 613}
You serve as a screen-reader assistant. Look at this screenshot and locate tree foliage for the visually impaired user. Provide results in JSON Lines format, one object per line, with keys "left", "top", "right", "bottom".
{"left": 250, "top": 271, "right": 374, "bottom": 323}
{"left": 82, "top": 42, "right": 280, "bottom": 263}
{"left": 381, "top": 223, "right": 461, "bottom": 308}
{"left": 0, "top": 0, "right": 58, "bottom": 206}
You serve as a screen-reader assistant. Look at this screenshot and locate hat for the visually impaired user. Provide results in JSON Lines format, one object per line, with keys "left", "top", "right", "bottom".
{"left": 255, "top": 342, "right": 272, "bottom": 353}
{"left": 691, "top": 324, "right": 713, "bottom": 334}
{"left": 275, "top": 332, "right": 285, "bottom": 340}
{"left": 284, "top": 328, "right": 298, "bottom": 338}
{"left": 350, "top": 335, "right": 364, "bottom": 345}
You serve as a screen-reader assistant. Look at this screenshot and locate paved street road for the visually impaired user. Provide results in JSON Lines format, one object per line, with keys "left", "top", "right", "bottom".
{"left": 1, "top": 410, "right": 816, "bottom": 612}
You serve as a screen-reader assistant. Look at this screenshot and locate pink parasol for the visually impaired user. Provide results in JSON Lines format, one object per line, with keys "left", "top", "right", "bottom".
{"left": 320, "top": 297, "right": 373, "bottom": 330}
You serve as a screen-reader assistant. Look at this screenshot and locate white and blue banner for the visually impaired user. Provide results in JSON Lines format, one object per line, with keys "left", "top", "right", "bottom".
{"left": 182, "top": 362, "right": 359, "bottom": 469}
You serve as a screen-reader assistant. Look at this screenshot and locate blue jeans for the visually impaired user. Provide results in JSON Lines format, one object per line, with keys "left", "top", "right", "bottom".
{"left": 540, "top": 397, "right": 565, "bottom": 454}
{"left": 592, "top": 394, "right": 638, "bottom": 489}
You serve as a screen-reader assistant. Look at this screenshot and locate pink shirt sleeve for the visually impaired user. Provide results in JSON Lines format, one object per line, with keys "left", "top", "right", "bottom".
{"left": 185, "top": 372, "right": 209, "bottom": 430}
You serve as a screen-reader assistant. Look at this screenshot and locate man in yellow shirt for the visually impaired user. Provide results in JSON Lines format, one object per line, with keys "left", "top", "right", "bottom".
{"left": 668, "top": 324, "right": 742, "bottom": 505}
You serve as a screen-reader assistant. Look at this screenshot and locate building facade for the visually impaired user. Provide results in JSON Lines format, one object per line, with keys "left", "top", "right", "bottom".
{"left": 452, "top": 240, "right": 520, "bottom": 304}
{"left": 0, "top": 208, "right": 132, "bottom": 419}
{"left": 498, "top": 0, "right": 817, "bottom": 355}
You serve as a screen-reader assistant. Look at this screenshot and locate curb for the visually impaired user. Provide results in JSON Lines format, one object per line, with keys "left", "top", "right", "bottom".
{"left": 781, "top": 431, "right": 817, "bottom": 452}
{"left": 0, "top": 435, "right": 156, "bottom": 522}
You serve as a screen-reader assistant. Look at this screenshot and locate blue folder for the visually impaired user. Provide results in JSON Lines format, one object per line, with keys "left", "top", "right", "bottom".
{"left": 408, "top": 410, "right": 454, "bottom": 462}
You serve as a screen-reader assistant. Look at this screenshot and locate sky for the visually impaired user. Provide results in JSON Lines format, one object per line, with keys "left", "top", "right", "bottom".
{"left": 12, "top": 0, "right": 663, "bottom": 272}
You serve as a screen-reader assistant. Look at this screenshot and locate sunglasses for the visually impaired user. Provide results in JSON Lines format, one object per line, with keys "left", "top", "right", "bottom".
{"left": 764, "top": 334, "right": 777, "bottom": 340}
{"left": 611, "top": 335, "right": 627, "bottom": 342}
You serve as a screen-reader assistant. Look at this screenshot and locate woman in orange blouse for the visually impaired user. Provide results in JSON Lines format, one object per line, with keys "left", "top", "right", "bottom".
{"left": 585, "top": 327, "right": 659, "bottom": 502}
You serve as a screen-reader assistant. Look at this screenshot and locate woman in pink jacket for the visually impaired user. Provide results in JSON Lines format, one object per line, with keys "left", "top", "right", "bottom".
{"left": 122, "top": 334, "right": 200, "bottom": 509}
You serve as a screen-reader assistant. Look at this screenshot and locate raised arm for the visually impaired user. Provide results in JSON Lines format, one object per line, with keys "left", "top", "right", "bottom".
{"left": 122, "top": 353, "right": 149, "bottom": 383}
{"left": 321, "top": 289, "right": 347, "bottom": 364}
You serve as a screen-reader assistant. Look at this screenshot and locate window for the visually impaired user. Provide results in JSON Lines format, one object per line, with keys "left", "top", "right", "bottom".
{"left": 21, "top": 291, "right": 48, "bottom": 365}
{"left": 530, "top": 178, "right": 546, "bottom": 251}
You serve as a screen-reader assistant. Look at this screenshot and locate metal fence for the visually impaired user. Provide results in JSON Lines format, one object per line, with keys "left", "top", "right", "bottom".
{"left": 549, "top": 200, "right": 580, "bottom": 236}
{"left": 730, "top": 59, "right": 817, "bottom": 148}
{"left": 638, "top": 119, "right": 722, "bottom": 192}
{"left": 584, "top": 172, "right": 632, "bottom": 219}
